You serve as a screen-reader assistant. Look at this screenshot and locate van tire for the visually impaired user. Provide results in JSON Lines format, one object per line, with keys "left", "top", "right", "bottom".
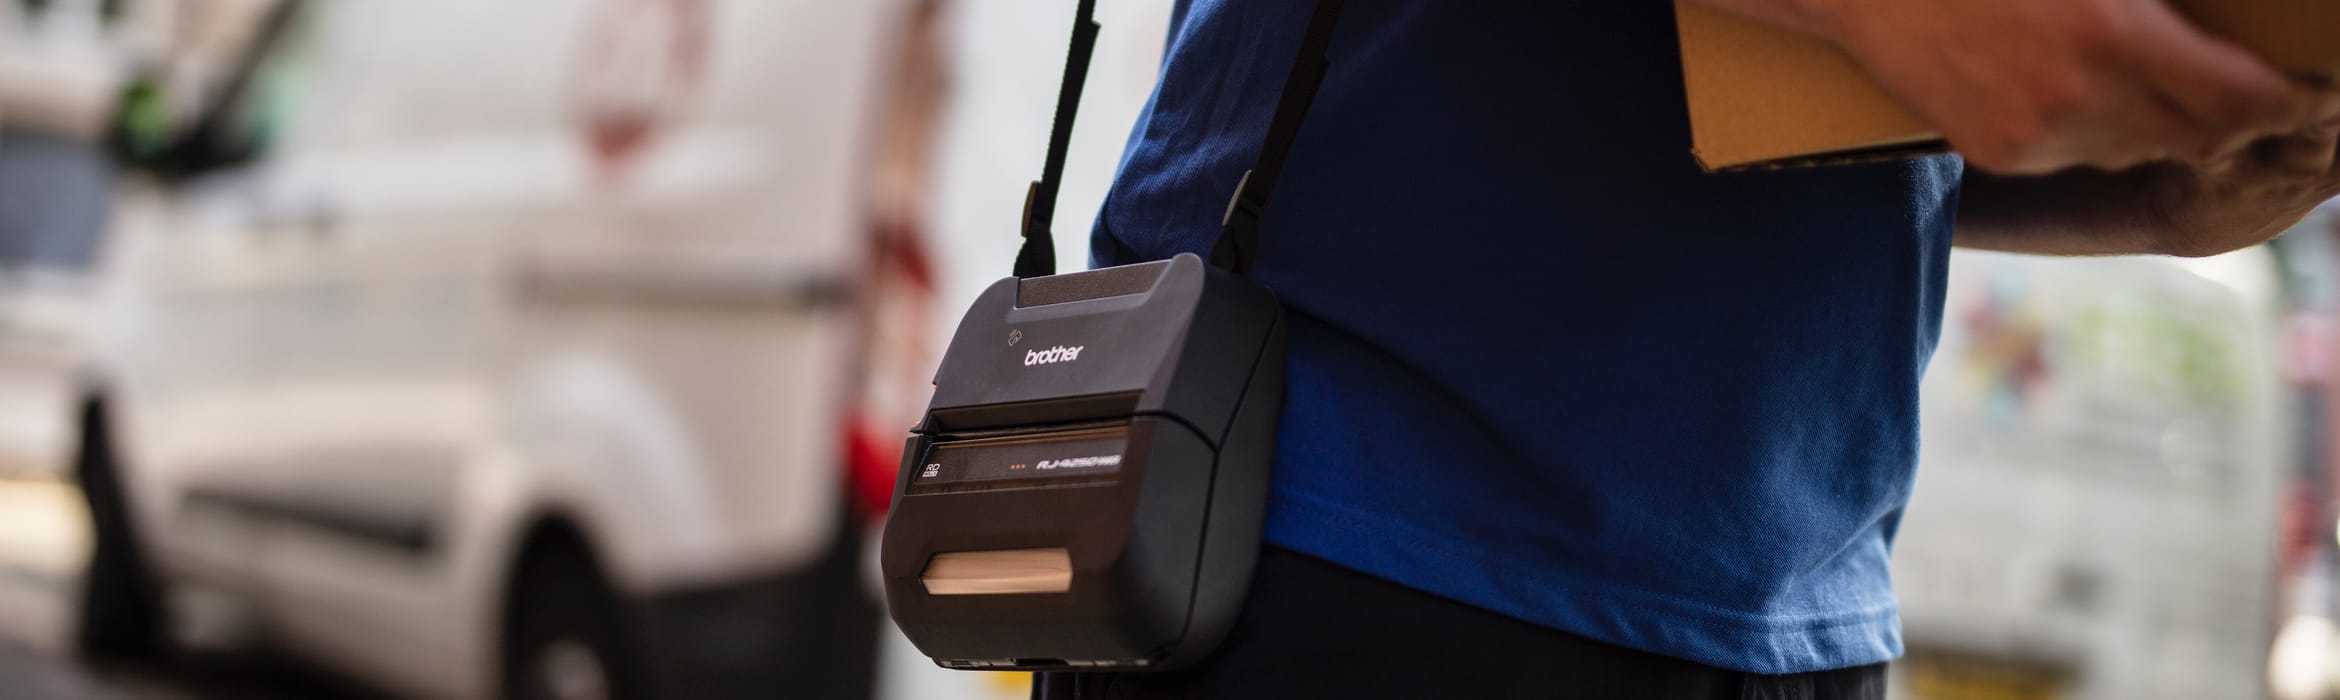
{"left": 71, "top": 398, "right": 170, "bottom": 663}
{"left": 503, "top": 532, "right": 646, "bottom": 700}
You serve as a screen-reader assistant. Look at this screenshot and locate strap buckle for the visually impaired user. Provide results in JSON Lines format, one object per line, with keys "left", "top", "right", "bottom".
{"left": 1212, "top": 170, "right": 1265, "bottom": 275}
{"left": 1016, "top": 181, "right": 1056, "bottom": 279}
{"left": 1219, "top": 170, "right": 1261, "bottom": 230}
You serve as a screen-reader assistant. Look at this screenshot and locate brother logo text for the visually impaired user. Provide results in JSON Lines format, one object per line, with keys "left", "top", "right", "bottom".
{"left": 1024, "top": 345, "right": 1085, "bottom": 366}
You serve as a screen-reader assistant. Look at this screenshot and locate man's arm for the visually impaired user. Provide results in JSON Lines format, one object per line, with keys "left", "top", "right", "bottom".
{"left": 1959, "top": 124, "right": 2340, "bottom": 256}
{"left": 1688, "top": 0, "right": 2340, "bottom": 256}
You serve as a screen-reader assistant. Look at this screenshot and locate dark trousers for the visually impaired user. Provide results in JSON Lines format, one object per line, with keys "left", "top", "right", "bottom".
{"left": 1034, "top": 548, "right": 1886, "bottom": 699}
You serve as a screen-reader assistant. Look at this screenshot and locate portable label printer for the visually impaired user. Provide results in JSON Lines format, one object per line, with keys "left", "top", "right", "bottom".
{"left": 881, "top": 0, "right": 1346, "bottom": 672}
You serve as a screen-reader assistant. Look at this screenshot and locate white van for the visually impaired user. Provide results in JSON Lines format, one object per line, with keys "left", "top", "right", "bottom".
{"left": 62, "top": 1, "right": 908, "bottom": 698}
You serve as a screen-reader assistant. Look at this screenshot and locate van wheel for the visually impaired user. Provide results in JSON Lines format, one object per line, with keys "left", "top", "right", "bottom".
{"left": 503, "top": 537, "right": 644, "bottom": 700}
{"left": 72, "top": 399, "right": 169, "bottom": 663}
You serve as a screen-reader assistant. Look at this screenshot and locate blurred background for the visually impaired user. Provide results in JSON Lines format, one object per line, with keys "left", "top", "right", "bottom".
{"left": 0, "top": 1, "right": 2333, "bottom": 699}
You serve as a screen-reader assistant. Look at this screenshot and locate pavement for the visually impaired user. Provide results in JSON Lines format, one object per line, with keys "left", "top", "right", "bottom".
{"left": 0, "top": 477, "right": 135, "bottom": 699}
{"left": 0, "top": 641, "right": 139, "bottom": 700}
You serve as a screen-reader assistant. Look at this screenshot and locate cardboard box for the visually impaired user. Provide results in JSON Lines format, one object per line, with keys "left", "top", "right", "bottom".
{"left": 1676, "top": 0, "right": 2340, "bottom": 171}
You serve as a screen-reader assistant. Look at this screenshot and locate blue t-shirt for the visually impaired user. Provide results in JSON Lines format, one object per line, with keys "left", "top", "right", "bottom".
{"left": 1091, "top": 0, "right": 1963, "bottom": 675}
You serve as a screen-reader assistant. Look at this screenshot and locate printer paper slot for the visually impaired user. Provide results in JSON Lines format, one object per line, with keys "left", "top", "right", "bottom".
{"left": 908, "top": 426, "right": 1129, "bottom": 494}
{"left": 922, "top": 548, "right": 1074, "bottom": 595}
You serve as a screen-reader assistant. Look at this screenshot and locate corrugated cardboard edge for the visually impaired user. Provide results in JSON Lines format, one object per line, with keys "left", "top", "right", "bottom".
{"left": 1698, "top": 139, "right": 1953, "bottom": 173}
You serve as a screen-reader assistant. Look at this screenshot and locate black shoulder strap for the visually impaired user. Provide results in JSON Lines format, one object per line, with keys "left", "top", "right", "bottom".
{"left": 1015, "top": 0, "right": 1100, "bottom": 279}
{"left": 1211, "top": 0, "right": 1344, "bottom": 276}
{"left": 1016, "top": 0, "right": 1346, "bottom": 279}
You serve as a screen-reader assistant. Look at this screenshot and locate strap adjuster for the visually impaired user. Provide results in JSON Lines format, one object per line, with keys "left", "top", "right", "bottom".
{"left": 1015, "top": 180, "right": 1057, "bottom": 279}
{"left": 1220, "top": 170, "right": 1261, "bottom": 229}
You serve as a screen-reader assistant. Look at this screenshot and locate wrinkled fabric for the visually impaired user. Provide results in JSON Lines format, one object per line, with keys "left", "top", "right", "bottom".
{"left": 1090, "top": 0, "right": 1961, "bottom": 675}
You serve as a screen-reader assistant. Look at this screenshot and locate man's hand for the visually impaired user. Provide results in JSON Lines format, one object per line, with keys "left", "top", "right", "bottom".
{"left": 1693, "top": 0, "right": 2340, "bottom": 256}
{"left": 1697, "top": 0, "right": 2331, "bottom": 174}
{"left": 1813, "top": 0, "right": 2330, "bottom": 174}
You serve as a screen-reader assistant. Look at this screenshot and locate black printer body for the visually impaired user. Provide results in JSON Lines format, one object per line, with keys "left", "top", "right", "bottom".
{"left": 880, "top": 253, "right": 1286, "bottom": 671}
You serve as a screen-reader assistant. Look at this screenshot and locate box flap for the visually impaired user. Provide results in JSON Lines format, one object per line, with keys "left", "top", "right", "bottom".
{"left": 2179, "top": 0, "right": 2340, "bottom": 75}
{"left": 1675, "top": 3, "right": 1937, "bottom": 170}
